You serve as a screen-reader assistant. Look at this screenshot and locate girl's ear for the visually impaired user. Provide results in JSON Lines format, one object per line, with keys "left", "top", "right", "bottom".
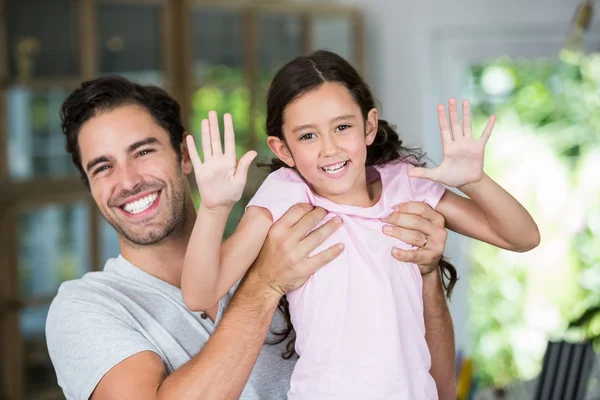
{"left": 267, "top": 136, "right": 295, "bottom": 167}
{"left": 365, "top": 108, "right": 379, "bottom": 146}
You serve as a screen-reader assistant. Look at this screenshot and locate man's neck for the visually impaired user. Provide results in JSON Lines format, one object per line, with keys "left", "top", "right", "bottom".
{"left": 120, "top": 207, "right": 196, "bottom": 288}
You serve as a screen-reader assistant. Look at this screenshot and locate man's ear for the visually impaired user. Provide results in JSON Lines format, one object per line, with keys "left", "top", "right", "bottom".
{"left": 365, "top": 108, "right": 379, "bottom": 146}
{"left": 181, "top": 134, "right": 193, "bottom": 174}
{"left": 267, "top": 136, "right": 295, "bottom": 168}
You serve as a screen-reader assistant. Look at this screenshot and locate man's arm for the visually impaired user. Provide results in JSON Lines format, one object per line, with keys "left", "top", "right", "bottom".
{"left": 422, "top": 270, "right": 456, "bottom": 400}
{"left": 161, "top": 274, "right": 282, "bottom": 399}
{"left": 91, "top": 204, "right": 342, "bottom": 400}
{"left": 91, "top": 276, "right": 281, "bottom": 400}
{"left": 382, "top": 201, "right": 456, "bottom": 400}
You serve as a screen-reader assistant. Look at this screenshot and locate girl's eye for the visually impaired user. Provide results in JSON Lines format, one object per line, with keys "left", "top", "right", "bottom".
{"left": 336, "top": 124, "right": 351, "bottom": 132}
{"left": 300, "top": 133, "right": 317, "bottom": 141}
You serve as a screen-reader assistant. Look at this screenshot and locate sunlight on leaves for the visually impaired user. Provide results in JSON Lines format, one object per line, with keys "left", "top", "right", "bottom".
{"left": 466, "top": 56, "right": 600, "bottom": 387}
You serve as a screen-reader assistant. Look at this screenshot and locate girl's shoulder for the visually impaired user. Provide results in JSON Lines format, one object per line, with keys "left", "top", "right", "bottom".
{"left": 247, "top": 167, "right": 311, "bottom": 222}
{"left": 264, "top": 166, "right": 307, "bottom": 186}
{"left": 377, "top": 159, "right": 446, "bottom": 208}
{"left": 376, "top": 159, "right": 413, "bottom": 180}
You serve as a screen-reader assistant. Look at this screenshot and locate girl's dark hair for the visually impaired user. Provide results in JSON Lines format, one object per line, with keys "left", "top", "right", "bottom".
{"left": 262, "top": 50, "right": 458, "bottom": 359}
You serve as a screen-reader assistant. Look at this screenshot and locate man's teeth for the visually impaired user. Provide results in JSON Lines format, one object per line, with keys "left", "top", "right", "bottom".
{"left": 322, "top": 161, "right": 348, "bottom": 174}
{"left": 122, "top": 192, "right": 158, "bottom": 214}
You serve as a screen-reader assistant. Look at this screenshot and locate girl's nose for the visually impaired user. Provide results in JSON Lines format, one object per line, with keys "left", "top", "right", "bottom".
{"left": 321, "top": 136, "right": 339, "bottom": 157}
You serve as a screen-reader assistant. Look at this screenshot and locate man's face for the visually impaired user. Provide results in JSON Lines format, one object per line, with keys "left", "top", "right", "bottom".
{"left": 78, "top": 104, "right": 193, "bottom": 246}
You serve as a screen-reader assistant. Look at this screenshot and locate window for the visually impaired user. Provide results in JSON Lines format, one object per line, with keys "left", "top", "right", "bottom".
{"left": 7, "top": 87, "right": 74, "bottom": 180}
{"left": 0, "top": 1, "right": 364, "bottom": 398}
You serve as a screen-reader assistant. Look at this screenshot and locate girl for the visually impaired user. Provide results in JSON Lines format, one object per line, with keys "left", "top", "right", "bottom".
{"left": 182, "top": 50, "right": 540, "bottom": 399}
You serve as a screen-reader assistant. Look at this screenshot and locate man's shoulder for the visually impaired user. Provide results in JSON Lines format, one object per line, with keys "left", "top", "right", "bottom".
{"left": 47, "top": 273, "right": 112, "bottom": 331}
{"left": 51, "top": 266, "right": 117, "bottom": 303}
{"left": 45, "top": 263, "right": 163, "bottom": 400}
{"left": 47, "top": 259, "right": 135, "bottom": 331}
{"left": 50, "top": 255, "right": 140, "bottom": 301}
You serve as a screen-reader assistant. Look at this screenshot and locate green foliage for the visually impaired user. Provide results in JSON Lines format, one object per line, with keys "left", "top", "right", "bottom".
{"left": 467, "top": 54, "right": 600, "bottom": 387}
{"left": 567, "top": 199, "right": 600, "bottom": 345}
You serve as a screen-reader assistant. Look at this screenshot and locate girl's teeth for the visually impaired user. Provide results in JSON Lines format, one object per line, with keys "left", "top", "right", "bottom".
{"left": 322, "top": 161, "right": 348, "bottom": 174}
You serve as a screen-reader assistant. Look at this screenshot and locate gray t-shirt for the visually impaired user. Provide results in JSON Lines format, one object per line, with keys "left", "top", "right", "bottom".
{"left": 46, "top": 255, "right": 296, "bottom": 400}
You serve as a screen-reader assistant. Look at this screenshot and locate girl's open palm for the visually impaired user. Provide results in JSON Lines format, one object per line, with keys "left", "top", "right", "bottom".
{"left": 408, "top": 99, "right": 496, "bottom": 188}
{"left": 186, "top": 111, "right": 257, "bottom": 211}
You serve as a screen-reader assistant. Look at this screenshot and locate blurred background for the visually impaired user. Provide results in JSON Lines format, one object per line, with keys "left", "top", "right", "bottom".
{"left": 0, "top": 0, "right": 599, "bottom": 399}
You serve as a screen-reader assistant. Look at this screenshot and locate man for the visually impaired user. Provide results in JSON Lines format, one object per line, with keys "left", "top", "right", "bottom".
{"left": 46, "top": 76, "right": 456, "bottom": 399}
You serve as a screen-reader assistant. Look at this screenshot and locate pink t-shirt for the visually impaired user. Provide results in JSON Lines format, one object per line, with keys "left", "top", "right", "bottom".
{"left": 247, "top": 161, "right": 446, "bottom": 399}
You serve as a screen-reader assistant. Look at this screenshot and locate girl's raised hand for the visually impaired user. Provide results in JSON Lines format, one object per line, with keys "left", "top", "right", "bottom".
{"left": 408, "top": 99, "right": 495, "bottom": 188}
{"left": 186, "top": 111, "right": 257, "bottom": 211}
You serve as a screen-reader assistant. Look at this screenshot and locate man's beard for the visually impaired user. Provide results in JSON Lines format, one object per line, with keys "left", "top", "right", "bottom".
{"left": 104, "top": 175, "right": 188, "bottom": 246}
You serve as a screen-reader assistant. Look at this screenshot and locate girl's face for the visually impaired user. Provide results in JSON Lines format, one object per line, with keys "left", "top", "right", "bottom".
{"left": 268, "top": 82, "right": 378, "bottom": 205}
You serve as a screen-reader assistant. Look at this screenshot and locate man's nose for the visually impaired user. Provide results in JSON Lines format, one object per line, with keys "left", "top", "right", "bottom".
{"left": 116, "top": 164, "right": 144, "bottom": 192}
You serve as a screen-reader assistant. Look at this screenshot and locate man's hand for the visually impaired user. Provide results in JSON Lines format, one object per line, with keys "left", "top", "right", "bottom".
{"left": 247, "top": 204, "right": 344, "bottom": 298}
{"left": 380, "top": 201, "right": 447, "bottom": 275}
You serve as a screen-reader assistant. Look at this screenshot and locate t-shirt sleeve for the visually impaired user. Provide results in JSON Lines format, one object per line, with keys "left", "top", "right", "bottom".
{"left": 246, "top": 168, "right": 311, "bottom": 222}
{"left": 46, "top": 290, "right": 160, "bottom": 400}
{"left": 406, "top": 163, "right": 447, "bottom": 209}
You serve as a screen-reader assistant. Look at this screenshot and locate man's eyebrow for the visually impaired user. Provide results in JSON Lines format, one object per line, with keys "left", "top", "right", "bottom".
{"left": 85, "top": 138, "right": 160, "bottom": 173}
{"left": 127, "top": 137, "right": 159, "bottom": 154}
{"left": 86, "top": 156, "right": 110, "bottom": 173}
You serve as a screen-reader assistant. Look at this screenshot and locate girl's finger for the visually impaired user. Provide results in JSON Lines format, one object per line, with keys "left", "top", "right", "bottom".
{"left": 186, "top": 135, "right": 203, "bottom": 170}
{"left": 462, "top": 100, "right": 473, "bottom": 138}
{"left": 208, "top": 110, "right": 223, "bottom": 156}
{"left": 201, "top": 119, "right": 212, "bottom": 158}
{"left": 223, "top": 113, "right": 236, "bottom": 158}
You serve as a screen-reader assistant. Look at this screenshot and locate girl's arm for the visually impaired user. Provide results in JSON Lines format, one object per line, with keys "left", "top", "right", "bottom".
{"left": 182, "top": 205, "right": 273, "bottom": 311}
{"left": 181, "top": 111, "right": 264, "bottom": 311}
{"left": 409, "top": 99, "right": 540, "bottom": 252}
{"left": 436, "top": 176, "right": 539, "bottom": 252}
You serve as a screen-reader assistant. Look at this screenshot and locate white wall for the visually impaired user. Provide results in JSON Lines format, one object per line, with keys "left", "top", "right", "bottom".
{"left": 328, "top": 0, "right": 590, "bottom": 353}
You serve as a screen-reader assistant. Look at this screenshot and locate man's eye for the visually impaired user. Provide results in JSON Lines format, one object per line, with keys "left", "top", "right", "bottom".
{"left": 138, "top": 149, "right": 153, "bottom": 156}
{"left": 94, "top": 165, "right": 110, "bottom": 175}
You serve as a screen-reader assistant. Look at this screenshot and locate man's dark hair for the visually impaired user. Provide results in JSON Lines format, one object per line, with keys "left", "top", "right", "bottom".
{"left": 60, "top": 75, "right": 186, "bottom": 186}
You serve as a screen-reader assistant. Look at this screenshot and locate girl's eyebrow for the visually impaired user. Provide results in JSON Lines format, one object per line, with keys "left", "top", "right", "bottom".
{"left": 292, "top": 123, "right": 316, "bottom": 134}
{"left": 292, "top": 115, "right": 356, "bottom": 133}
{"left": 329, "top": 114, "right": 355, "bottom": 123}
